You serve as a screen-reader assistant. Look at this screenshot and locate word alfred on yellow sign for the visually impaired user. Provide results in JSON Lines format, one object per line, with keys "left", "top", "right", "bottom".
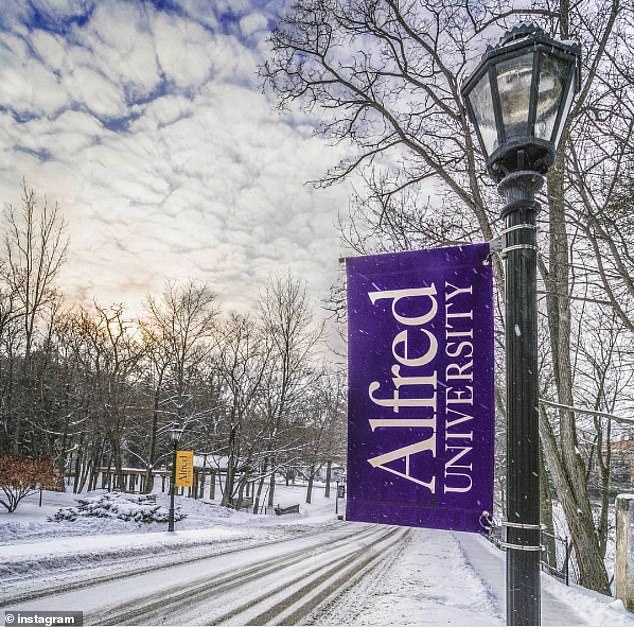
{"left": 175, "top": 450, "right": 194, "bottom": 488}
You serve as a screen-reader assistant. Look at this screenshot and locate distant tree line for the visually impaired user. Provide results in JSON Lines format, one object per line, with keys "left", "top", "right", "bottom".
{"left": 0, "top": 181, "right": 346, "bottom": 511}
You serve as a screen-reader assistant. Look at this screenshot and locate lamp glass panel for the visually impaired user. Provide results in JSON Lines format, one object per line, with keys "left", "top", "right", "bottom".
{"left": 535, "top": 53, "right": 569, "bottom": 144}
{"left": 468, "top": 72, "right": 498, "bottom": 156}
{"left": 496, "top": 52, "right": 534, "bottom": 141}
{"left": 552, "top": 79, "right": 575, "bottom": 148}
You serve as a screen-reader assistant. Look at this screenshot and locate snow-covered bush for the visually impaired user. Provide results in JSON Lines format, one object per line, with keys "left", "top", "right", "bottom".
{"left": 49, "top": 492, "right": 186, "bottom": 524}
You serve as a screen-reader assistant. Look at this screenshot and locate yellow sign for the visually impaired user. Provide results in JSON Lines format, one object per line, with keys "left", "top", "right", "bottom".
{"left": 175, "top": 450, "right": 194, "bottom": 488}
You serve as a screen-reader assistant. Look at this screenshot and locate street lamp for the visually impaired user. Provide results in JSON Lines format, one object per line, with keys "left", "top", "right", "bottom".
{"left": 461, "top": 23, "right": 580, "bottom": 626}
{"left": 168, "top": 423, "right": 184, "bottom": 532}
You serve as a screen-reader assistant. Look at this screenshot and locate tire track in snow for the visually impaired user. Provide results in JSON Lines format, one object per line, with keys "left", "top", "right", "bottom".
{"left": 204, "top": 528, "right": 407, "bottom": 625}
{"left": 0, "top": 521, "right": 341, "bottom": 607}
{"left": 241, "top": 527, "right": 410, "bottom": 626}
{"left": 84, "top": 524, "right": 394, "bottom": 625}
{"left": 304, "top": 527, "right": 412, "bottom": 625}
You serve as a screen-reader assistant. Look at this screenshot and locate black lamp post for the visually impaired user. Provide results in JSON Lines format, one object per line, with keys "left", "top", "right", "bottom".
{"left": 168, "top": 423, "right": 184, "bottom": 533}
{"left": 461, "top": 23, "right": 580, "bottom": 626}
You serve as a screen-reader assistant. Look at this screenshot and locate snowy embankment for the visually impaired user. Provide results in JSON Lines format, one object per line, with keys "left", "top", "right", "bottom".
{"left": 1, "top": 485, "right": 633, "bottom": 626}
{"left": 0, "top": 485, "right": 336, "bottom": 602}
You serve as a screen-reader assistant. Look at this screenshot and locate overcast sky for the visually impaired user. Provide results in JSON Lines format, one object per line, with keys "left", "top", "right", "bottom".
{"left": 0, "top": 0, "right": 352, "bottom": 320}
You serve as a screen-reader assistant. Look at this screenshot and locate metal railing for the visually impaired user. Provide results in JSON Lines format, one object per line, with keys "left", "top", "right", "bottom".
{"left": 540, "top": 530, "right": 573, "bottom": 585}
{"left": 482, "top": 514, "right": 575, "bottom": 586}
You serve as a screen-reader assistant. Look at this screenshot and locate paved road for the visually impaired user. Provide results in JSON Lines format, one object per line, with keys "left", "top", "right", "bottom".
{"left": 1, "top": 522, "right": 607, "bottom": 625}
{"left": 2, "top": 523, "right": 409, "bottom": 626}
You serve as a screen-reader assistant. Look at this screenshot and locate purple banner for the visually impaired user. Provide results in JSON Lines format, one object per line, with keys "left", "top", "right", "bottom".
{"left": 346, "top": 244, "right": 494, "bottom": 533}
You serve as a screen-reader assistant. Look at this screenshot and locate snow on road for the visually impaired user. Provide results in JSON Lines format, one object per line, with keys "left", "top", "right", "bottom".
{"left": 3, "top": 520, "right": 407, "bottom": 625}
{"left": 1, "top": 487, "right": 634, "bottom": 625}
{"left": 310, "top": 527, "right": 503, "bottom": 625}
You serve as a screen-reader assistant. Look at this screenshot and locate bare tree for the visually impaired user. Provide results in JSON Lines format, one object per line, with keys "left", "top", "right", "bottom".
{"left": 3, "top": 180, "right": 68, "bottom": 454}
{"left": 299, "top": 367, "right": 346, "bottom": 504}
{"left": 0, "top": 258, "right": 19, "bottom": 346}
{"left": 576, "top": 307, "right": 634, "bottom": 557}
{"left": 212, "top": 312, "right": 271, "bottom": 507}
{"left": 262, "top": 0, "right": 632, "bottom": 593}
{"left": 144, "top": 280, "right": 217, "bottom": 426}
{"left": 139, "top": 280, "right": 217, "bottom": 490}
{"left": 134, "top": 321, "right": 171, "bottom": 493}
{"left": 259, "top": 272, "right": 322, "bottom": 506}
{"left": 63, "top": 304, "right": 144, "bottom": 491}
{"left": 536, "top": 0, "right": 628, "bottom": 594}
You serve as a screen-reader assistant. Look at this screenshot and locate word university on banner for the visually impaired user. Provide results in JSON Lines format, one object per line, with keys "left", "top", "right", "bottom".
{"left": 346, "top": 243, "right": 494, "bottom": 533}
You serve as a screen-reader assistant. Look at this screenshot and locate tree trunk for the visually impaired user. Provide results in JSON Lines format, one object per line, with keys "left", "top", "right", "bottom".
{"left": 306, "top": 464, "right": 315, "bottom": 504}
{"left": 88, "top": 438, "right": 104, "bottom": 491}
{"left": 102, "top": 457, "right": 112, "bottom": 489}
{"left": 540, "top": 449, "right": 557, "bottom": 568}
{"left": 72, "top": 449, "right": 82, "bottom": 494}
{"left": 235, "top": 474, "right": 247, "bottom": 510}
{"left": 596, "top": 416, "right": 612, "bottom": 558}
{"left": 77, "top": 459, "right": 90, "bottom": 493}
{"left": 324, "top": 460, "right": 332, "bottom": 498}
{"left": 12, "top": 347, "right": 34, "bottom": 455}
{"left": 222, "top": 426, "right": 237, "bottom": 507}
{"left": 109, "top": 434, "right": 124, "bottom": 491}
{"left": 540, "top": 406, "right": 611, "bottom": 593}
{"left": 267, "top": 460, "right": 276, "bottom": 507}
{"left": 541, "top": 160, "right": 611, "bottom": 594}
{"left": 253, "top": 460, "right": 268, "bottom": 514}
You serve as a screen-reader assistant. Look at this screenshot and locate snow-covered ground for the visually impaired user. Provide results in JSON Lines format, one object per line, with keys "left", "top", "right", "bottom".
{"left": 1, "top": 484, "right": 633, "bottom": 625}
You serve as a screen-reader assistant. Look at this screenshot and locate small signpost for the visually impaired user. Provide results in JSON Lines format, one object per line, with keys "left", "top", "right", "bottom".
{"left": 346, "top": 243, "right": 494, "bottom": 533}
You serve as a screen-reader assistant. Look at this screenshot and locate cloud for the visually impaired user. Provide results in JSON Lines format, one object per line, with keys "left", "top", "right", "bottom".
{"left": 240, "top": 12, "right": 269, "bottom": 38}
{"left": 0, "top": 0, "right": 352, "bottom": 322}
